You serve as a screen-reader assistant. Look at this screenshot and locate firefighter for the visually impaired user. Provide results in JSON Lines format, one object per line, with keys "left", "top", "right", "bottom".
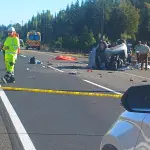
{"left": 1, "top": 27, "right": 20, "bottom": 83}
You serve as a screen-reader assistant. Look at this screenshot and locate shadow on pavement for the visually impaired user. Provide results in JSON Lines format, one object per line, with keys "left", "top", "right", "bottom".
{"left": 56, "top": 65, "right": 88, "bottom": 70}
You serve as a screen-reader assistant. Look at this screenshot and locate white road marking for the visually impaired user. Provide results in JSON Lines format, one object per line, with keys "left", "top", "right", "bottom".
{"left": 0, "top": 86, "right": 36, "bottom": 150}
{"left": 20, "top": 55, "right": 27, "bottom": 58}
{"left": 118, "top": 71, "right": 150, "bottom": 80}
{"left": 48, "top": 66, "right": 64, "bottom": 73}
{"left": 83, "top": 79, "right": 122, "bottom": 94}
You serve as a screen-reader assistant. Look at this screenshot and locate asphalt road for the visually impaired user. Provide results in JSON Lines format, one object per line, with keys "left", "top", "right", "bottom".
{"left": 0, "top": 51, "right": 124, "bottom": 150}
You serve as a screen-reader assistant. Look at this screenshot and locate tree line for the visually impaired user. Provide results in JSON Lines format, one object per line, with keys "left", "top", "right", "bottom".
{"left": 0, "top": 0, "right": 150, "bottom": 53}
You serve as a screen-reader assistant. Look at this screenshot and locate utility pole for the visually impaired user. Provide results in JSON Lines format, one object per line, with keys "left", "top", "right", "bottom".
{"left": 22, "top": 20, "right": 23, "bottom": 27}
{"left": 100, "top": 0, "right": 104, "bottom": 41}
{"left": 43, "top": 16, "right": 45, "bottom": 44}
{"left": 10, "top": 21, "right": 13, "bottom": 27}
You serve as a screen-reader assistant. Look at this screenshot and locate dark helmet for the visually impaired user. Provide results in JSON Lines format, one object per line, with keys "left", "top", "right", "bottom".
{"left": 99, "top": 41, "right": 108, "bottom": 50}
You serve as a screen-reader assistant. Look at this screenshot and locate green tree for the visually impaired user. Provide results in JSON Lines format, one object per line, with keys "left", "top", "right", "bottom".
{"left": 106, "top": 0, "right": 139, "bottom": 40}
{"left": 138, "top": 2, "right": 150, "bottom": 40}
{"left": 0, "top": 0, "right": 147, "bottom": 52}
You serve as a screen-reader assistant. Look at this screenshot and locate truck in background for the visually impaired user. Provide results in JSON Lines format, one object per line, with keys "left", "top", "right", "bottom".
{"left": 26, "top": 31, "right": 41, "bottom": 50}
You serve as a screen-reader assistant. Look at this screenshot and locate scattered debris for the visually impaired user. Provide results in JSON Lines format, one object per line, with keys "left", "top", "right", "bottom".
{"left": 20, "top": 55, "right": 27, "bottom": 58}
{"left": 87, "top": 69, "right": 92, "bottom": 72}
{"left": 36, "top": 60, "right": 42, "bottom": 64}
{"left": 130, "top": 77, "right": 133, "bottom": 81}
{"left": 29, "top": 57, "right": 36, "bottom": 64}
{"left": 108, "top": 71, "right": 113, "bottom": 73}
{"left": 29, "top": 56, "right": 43, "bottom": 64}
{"left": 92, "top": 100, "right": 96, "bottom": 104}
{"left": 42, "top": 66, "right": 46, "bottom": 68}
{"left": 47, "top": 61, "right": 53, "bottom": 65}
{"left": 99, "top": 73, "right": 102, "bottom": 78}
{"left": 118, "top": 66, "right": 133, "bottom": 71}
{"left": 28, "top": 76, "right": 35, "bottom": 79}
{"left": 56, "top": 64, "right": 63, "bottom": 67}
{"left": 134, "top": 63, "right": 150, "bottom": 69}
{"left": 47, "top": 66, "right": 51, "bottom": 68}
{"left": 142, "top": 80, "right": 147, "bottom": 82}
{"left": 26, "top": 68, "right": 30, "bottom": 71}
{"left": 68, "top": 71, "right": 79, "bottom": 75}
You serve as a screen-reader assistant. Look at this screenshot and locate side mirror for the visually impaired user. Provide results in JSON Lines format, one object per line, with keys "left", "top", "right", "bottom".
{"left": 121, "top": 85, "right": 150, "bottom": 113}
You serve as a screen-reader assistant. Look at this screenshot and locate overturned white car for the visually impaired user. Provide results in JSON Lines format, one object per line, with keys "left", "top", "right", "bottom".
{"left": 88, "top": 42, "right": 128, "bottom": 70}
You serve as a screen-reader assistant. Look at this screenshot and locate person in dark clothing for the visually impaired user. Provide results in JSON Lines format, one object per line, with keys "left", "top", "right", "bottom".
{"left": 95, "top": 41, "right": 108, "bottom": 69}
{"left": 127, "top": 47, "right": 132, "bottom": 64}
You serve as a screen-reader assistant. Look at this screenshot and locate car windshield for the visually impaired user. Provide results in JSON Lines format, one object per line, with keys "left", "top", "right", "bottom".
{"left": 29, "top": 34, "right": 40, "bottom": 40}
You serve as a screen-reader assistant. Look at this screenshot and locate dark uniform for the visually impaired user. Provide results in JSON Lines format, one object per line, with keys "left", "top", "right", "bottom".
{"left": 95, "top": 41, "right": 108, "bottom": 69}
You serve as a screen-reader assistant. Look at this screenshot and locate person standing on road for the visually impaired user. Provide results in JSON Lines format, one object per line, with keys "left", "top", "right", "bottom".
{"left": 1, "top": 27, "right": 20, "bottom": 83}
{"left": 136, "top": 41, "right": 150, "bottom": 70}
{"left": 135, "top": 41, "right": 142, "bottom": 63}
{"left": 95, "top": 41, "right": 108, "bottom": 69}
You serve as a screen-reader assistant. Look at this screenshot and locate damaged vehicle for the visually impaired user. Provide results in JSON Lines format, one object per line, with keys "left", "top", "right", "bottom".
{"left": 88, "top": 39, "right": 128, "bottom": 71}
{"left": 105, "top": 39, "right": 128, "bottom": 70}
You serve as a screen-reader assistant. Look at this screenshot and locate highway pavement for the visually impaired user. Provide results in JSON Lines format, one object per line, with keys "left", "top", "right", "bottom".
{"left": 0, "top": 51, "right": 128, "bottom": 150}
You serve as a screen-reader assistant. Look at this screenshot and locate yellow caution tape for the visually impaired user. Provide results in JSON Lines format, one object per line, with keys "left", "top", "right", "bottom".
{"left": 0, "top": 86, "right": 123, "bottom": 99}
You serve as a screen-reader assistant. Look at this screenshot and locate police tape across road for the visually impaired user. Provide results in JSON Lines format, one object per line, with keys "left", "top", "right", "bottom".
{"left": 0, "top": 86, "right": 123, "bottom": 99}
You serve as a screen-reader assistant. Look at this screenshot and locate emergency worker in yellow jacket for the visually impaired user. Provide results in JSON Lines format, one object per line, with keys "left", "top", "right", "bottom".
{"left": 1, "top": 27, "right": 20, "bottom": 83}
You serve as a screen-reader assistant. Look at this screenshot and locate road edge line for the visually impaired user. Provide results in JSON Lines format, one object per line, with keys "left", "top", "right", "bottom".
{"left": 118, "top": 71, "right": 150, "bottom": 80}
{"left": 0, "top": 86, "right": 36, "bottom": 150}
{"left": 83, "top": 79, "right": 122, "bottom": 95}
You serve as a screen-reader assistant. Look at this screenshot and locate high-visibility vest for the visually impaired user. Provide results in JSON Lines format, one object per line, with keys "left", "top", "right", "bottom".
{"left": 4, "top": 36, "right": 20, "bottom": 55}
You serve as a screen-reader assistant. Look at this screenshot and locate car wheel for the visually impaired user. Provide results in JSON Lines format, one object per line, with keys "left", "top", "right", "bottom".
{"left": 102, "top": 144, "right": 118, "bottom": 150}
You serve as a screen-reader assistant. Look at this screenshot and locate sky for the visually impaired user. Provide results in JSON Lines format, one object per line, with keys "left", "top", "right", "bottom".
{"left": 1, "top": 0, "right": 81, "bottom": 26}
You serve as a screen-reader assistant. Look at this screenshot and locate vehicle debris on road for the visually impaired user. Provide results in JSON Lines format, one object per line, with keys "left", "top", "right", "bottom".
{"left": 29, "top": 56, "right": 43, "bottom": 64}
{"left": 134, "top": 63, "right": 150, "bottom": 69}
{"left": 68, "top": 71, "right": 79, "bottom": 75}
{"left": 47, "top": 61, "right": 53, "bottom": 65}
